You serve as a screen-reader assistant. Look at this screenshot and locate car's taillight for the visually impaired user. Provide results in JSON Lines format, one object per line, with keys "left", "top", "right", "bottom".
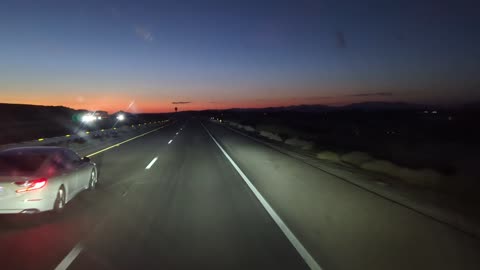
{"left": 14, "top": 178, "right": 48, "bottom": 193}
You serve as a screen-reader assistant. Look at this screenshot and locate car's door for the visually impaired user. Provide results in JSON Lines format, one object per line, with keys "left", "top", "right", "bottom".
{"left": 51, "top": 153, "right": 78, "bottom": 198}
{"left": 64, "top": 150, "right": 91, "bottom": 191}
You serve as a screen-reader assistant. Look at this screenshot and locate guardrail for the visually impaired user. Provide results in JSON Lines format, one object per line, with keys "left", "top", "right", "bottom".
{"left": 0, "top": 120, "right": 171, "bottom": 154}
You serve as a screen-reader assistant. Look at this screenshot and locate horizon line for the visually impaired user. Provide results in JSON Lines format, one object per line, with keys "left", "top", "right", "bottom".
{"left": 1, "top": 100, "right": 475, "bottom": 115}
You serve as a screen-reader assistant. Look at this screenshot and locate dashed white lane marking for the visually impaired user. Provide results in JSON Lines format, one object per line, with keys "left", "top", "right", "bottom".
{"left": 54, "top": 122, "right": 176, "bottom": 270}
{"left": 145, "top": 157, "right": 158, "bottom": 170}
{"left": 168, "top": 139, "right": 173, "bottom": 144}
{"left": 201, "top": 122, "right": 322, "bottom": 270}
{"left": 54, "top": 243, "right": 84, "bottom": 270}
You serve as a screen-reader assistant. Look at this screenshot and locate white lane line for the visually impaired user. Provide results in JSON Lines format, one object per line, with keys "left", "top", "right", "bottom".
{"left": 54, "top": 242, "right": 84, "bottom": 270}
{"left": 54, "top": 123, "right": 175, "bottom": 270}
{"left": 86, "top": 123, "right": 172, "bottom": 157}
{"left": 145, "top": 157, "right": 158, "bottom": 170}
{"left": 176, "top": 132, "right": 179, "bottom": 135}
{"left": 168, "top": 139, "right": 173, "bottom": 144}
{"left": 201, "top": 123, "right": 322, "bottom": 270}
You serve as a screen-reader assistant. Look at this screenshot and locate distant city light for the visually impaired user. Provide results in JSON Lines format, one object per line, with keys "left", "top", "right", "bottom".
{"left": 117, "top": 114, "right": 125, "bottom": 121}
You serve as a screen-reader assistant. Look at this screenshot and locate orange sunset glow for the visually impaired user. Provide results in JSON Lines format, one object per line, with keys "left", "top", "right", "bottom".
{"left": 0, "top": 92, "right": 374, "bottom": 113}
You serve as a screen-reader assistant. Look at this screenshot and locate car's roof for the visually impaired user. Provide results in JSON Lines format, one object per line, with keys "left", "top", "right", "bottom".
{"left": 0, "top": 146, "right": 67, "bottom": 155}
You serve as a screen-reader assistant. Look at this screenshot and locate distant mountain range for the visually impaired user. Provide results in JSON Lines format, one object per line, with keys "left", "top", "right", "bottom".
{"left": 226, "top": 102, "right": 432, "bottom": 113}
{"left": 2, "top": 101, "right": 478, "bottom": 116}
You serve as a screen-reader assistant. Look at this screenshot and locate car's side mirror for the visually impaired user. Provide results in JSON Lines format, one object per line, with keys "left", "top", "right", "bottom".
{"left": 82, "top": 157, "right": 91, "bottom": 162}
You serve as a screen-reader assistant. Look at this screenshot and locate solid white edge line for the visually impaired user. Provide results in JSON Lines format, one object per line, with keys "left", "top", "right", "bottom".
{"left": 201, "top": 122, "right": 322, "bottom": 270}
{"left": 168, "top": 139, "right": 173, "bottom": 144}
{"left": 54, "top": 242, "right": 84, "bottom": 270}
{"left": 145, "top": 157, "right": 158, "bottom": 170}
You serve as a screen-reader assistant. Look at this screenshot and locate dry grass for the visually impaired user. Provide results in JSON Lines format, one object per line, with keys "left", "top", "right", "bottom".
{"left": 285, "top": 137, "right": 314, "bottom": 150}
{"left": 340, "top": 151, "right": 373, "bottom": 166}
{"left": 316, "top": 151, "right": 341, "bottom": 162}
{"left": 360, "top": 159, "right": 445, "bottom": 187}
{"left": 242, "top": 125, "right": 255, "bottom": 132}
{"left": 314, "top": 150, "right": 446, "bottom": 188}
{"left": 259, "top": 130, "right": 283, "bottom": 142}
{"left": 228, "top": 122, "right": 255, "bottom": 132}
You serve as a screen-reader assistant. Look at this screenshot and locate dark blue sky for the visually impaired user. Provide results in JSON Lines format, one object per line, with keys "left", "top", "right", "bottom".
{"left": 1, "top": 0, "right": 479, "bottom": 112}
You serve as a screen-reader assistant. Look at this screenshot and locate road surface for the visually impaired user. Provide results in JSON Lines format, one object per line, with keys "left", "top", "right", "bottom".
{"left": 0, "top": 118, "right": 478, "bottom": 270}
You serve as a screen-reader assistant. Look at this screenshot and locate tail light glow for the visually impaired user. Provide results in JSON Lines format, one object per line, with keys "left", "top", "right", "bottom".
{"left": 15, "top": 178, "right": 48, "bottom": 193}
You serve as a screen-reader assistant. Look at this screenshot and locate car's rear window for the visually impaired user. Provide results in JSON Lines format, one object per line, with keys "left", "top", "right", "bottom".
{"left": 0, "top": 152, "right": 50, "bottom": 175}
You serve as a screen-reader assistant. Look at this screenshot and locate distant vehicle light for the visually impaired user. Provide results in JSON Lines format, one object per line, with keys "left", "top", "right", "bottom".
{"left": 15, "top": 178, "right": 48, "bottom": 193}
{"left": 81, "top": 114, "right": 96, "bottom": 123}
{"left": 117, "top": 114, "right": 125, "bottom": 121}
{"left": 97, "top": 116, "right": 102, "bottom": 120}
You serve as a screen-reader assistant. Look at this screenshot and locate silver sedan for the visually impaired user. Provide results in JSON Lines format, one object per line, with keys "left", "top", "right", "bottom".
{"left": 0, "top": 146, "right": 97, "bottom": 214}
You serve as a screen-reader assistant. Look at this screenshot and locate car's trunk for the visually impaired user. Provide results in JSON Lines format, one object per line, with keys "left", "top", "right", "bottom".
{"left": 0, "top": 175, "right": 34, "bottom": 200}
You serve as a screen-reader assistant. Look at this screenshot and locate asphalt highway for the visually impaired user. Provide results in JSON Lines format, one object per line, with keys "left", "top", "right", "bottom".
{"left": 0, "top": 118, "right": 479, "bottom": 270}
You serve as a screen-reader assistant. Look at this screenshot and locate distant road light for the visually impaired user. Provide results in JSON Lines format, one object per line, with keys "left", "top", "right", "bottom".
{"left": 117, "top": 114, "right": 125, "bottom": 121}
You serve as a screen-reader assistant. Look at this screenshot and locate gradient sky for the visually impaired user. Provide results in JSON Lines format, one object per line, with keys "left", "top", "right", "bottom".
{"left": 1, "top": 0, "right": 479, "bottom": 113}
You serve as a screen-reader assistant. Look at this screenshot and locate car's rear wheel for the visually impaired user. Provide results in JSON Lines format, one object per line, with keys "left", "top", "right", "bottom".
{"left": 53, "top": 187, "right": 65, "bottom": 213}
{"left": 88, "top": 169, "right": 97, "bottom": 190}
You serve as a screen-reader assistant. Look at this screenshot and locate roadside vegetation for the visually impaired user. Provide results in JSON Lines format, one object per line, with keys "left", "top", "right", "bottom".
{"left": 215, "top": 105, "right": 480, "bottom": 199}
